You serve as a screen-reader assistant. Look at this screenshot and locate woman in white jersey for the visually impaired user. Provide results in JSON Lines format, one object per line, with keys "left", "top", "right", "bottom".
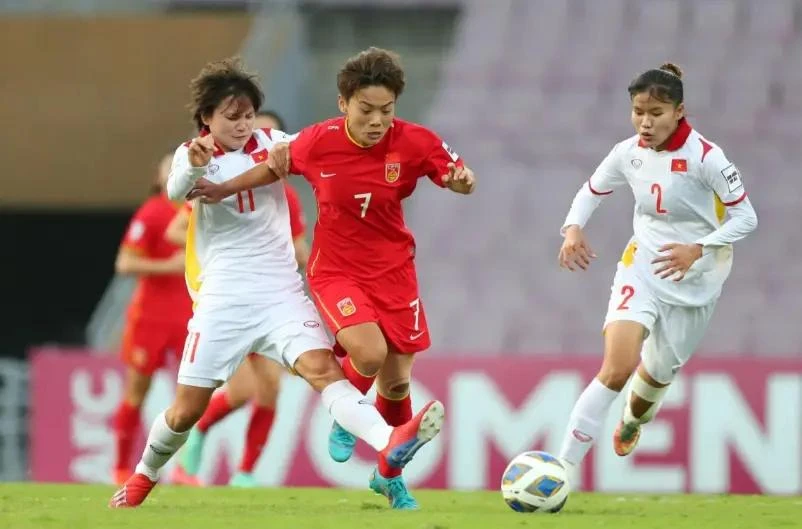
{"left": 109, "top": 58, "right": 444, "bottom": 508}
{"left": 556, "top": 63, "right": 757, "bottom": 473}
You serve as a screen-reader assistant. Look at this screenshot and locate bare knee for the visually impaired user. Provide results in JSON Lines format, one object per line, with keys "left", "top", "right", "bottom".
{"left": 597, "top": 368, "right": 634, "bottom": 391}
{"left": 379, "top": 381, "right": 409, "bottom": 400}
{"left": 166, "top": 404, "right": 205, "bottom": 432}
{"left": 598, "top": 321, "right": 645, "bottom": 391}
{"left": 294, "top": 349, "right": 344, "bottom": 392}
{"left": 166, "top": 386, "right": 214, "bottom": 432}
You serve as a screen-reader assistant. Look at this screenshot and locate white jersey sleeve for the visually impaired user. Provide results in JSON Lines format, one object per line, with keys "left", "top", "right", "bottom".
{"left": 695, "top": 148, "right": 757, "bottom": 247}
{"left": 562, "top": 141, "right": 629, "bottom": 233}
{"left": 270, "top": 129, "right": 296, "bottom": 143}
{"left": 167, "top": 143, "right": 207, "bottom": 201}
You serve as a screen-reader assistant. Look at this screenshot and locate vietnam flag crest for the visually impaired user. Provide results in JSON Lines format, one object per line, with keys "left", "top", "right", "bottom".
{"left": 671, "top": 158, "right": 687, "bottom": 172}
{"left": 251, "top": 149, "right": 268, "bottom": 163}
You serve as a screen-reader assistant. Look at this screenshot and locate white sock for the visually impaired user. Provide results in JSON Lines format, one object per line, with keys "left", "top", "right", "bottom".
{"left": 134, "top": 411, "right": 190, "bottom": 481}
{"left": 559, "top": 378, "right": 620, "bottom": 466}
{"left": 321, "top": 379, "right": 392, "bottom": 451}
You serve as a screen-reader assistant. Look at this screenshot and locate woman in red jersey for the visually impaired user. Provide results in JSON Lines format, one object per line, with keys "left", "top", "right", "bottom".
{"left": 112, "top": 153, "right": 193, "bottom": 485}
{"left": 189, "top": 47, "right": 475, "bottom": 509}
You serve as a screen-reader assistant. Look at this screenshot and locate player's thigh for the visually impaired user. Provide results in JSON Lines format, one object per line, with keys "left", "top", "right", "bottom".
{"left": 309, "top": 275, "right": 388, "bottom": 369}
{"left": 252, "top": 295, "right": 333, "bottom": 375}
{"left": 371, "top": 265, "right": 430, "bottom": 355}
{"left": 641, "top": 301, "right": 716, "bottom": 385}
{"left": 248, "top": 353, "right": 283, "bottom": 406}
{"left": 376, "top": 350, "right": 416, "bottom": 399}
{"left": 177, "top": 307, "right": 259, "bottom": 389}
{"left": 600, "top": 264, "right": 656, "bottom": 388}
{"left": 224, "top": 355, "right": 258, "bottom": 408}
{"left": 309, "top": 275, "right": 379, "bottom": 336}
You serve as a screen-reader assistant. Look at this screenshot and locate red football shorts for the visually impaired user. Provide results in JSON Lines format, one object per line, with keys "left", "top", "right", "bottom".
{"left": 120, "top": 318, "right": 189, "bottom": 375}
{"left": 309, "top": 263, "right": 430, "bottom": 354}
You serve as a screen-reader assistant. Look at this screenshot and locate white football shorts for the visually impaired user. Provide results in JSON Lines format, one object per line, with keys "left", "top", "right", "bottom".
{"left": 603, "top": 261, "right": 716, "bottom": 384}
{"left": 176, "top": 293, "right": 332, "bottom": 388}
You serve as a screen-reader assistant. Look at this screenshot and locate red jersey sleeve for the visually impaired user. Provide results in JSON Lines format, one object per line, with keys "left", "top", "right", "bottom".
{"left": 288, "top": 123, "right": 324, "bottom": 176}
{"left": 284, "top": 184, "right": 306, "bottom": 238}
{"left": 120, "top": 203, "right": 156, "bottom": 255}
{"left": 416, "top": 127, "right": 464, "bottom": 188}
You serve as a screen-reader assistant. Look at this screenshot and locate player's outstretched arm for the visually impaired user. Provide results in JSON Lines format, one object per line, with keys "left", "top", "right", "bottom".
{"left": 187, "top": 164, "right": 280, "bottom": 203}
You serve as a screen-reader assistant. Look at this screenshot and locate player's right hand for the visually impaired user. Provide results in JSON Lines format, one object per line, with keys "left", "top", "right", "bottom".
{"left": 267, "top": 142, "right": 291, "bottom": 179}
{"left": 188, "top": 135, "right": 216, "bottom": 167}
{"left": 559, "top": 225, "right": 596, "bottom": 271}
{"left": 186, "top": 177, "right": 227, "bottom": 204}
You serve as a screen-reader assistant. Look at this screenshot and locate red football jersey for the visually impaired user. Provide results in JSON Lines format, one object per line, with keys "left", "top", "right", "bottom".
{"left": 121, "top": 193, "right": 193, "bottom": 324}
{"left": 284, "top": 183, "right": 306, "bottom": 239}
{"left": 290, "top": 117, "right": 463, "bottom": 280}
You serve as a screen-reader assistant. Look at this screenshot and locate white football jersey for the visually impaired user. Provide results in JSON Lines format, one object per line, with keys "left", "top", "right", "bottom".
{"left": 565, "top": 120, "right": 754, "bottom": 307}
{"left": 168, "top": 128, "right": 303, "bottom": 306}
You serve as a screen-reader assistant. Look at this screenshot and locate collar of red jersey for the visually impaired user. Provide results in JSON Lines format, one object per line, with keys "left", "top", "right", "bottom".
{"left": 638, "top": 117, "right": 692, "bottom": 152}
{"left": 199, "top": 127, "right": 259, "bottom": 156}
{"left": 343, "top": 118, "right": 394, "bottom": 149}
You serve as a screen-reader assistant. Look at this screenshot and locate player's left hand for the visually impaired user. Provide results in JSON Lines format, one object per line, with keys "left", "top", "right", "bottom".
{"left": 442, "top": 163, "right": 476, "bottom": 194}
{"left": 268, "top": 142, "right": 291, "bottom": 179}
{"left": 187, "top": 177, "right": 227, "bottom": 204}
{"left": 652, "top": 243, "right": 703, "bottom": 281}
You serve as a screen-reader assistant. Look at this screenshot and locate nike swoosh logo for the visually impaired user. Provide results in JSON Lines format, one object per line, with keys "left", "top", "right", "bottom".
{"left": 409, "top": 331, "right": 426, "bottom": 340}
{"left": 148, "top": 444, "right": 171, "bottom": 456}
{"left": 320, "top": 172, "right": 336, "bottom": 178}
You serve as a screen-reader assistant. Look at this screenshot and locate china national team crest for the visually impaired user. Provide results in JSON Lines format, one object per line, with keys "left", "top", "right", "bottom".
{"left": 336, "top": 297, "right": 356, "bottom": 317}
{"left": 385, "top": 162, "right": 401, "bottom": 183}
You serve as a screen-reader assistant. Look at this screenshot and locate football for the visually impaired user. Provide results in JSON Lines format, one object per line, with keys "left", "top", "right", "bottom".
{"left": 500, "top": 451, "right": 570, "bottom": 513}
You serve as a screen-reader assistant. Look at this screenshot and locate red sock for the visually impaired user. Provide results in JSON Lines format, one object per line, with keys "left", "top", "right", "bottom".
{"left": 342, "top": 356, "right": 376, "bottom": 395}
{"left": 376, "top": 394, "right": 412, "bottom": 427}
{"left": 197, "top": 391, "right": 235, "bottom": 433}
{"left": 239, "top": 405, "right": 276, "bottom": 473}
{"left": 113, "top": 401, "right": 141, "bottom": 472}
{"left": 376, "top": 394, "right": 412, "bottom": 478}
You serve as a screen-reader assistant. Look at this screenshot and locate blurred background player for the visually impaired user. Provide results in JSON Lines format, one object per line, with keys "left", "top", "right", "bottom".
{"left": 110, "top": 57, "right": 444, "bottom": 508}
{"left": 188, "top": 47, "right": 475, "bottom": 509}
{"left": 111, "top": 153, "right": 192, "bottom": 485}
{"left": 557, "top": 63, "right": 757, "bottom": 472}
{"left": 169, "top": 110, "right": 311, "bottom": 488}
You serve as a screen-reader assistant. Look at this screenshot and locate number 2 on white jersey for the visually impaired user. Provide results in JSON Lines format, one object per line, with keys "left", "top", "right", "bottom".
{"left": 651, "top": 183, "right": 668, "bottom": 214}
{"left": 354, "top": 192, "right": 372, "bottom": 218}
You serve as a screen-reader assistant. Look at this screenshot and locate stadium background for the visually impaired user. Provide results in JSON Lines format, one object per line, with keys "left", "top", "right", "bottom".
{"left": 1, "top": 0, "right": 800, "bottom": 494}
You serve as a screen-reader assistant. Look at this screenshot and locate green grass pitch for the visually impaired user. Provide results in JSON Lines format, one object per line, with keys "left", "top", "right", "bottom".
{"left": 0, "top": 484, "right": 800, "bottom": 529}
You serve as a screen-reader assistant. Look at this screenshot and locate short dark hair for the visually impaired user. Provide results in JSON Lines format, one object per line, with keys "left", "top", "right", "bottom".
{"left": 188, "top": 57, "right": 263, "bottom": 130}
{"left": 257, "top": 110, "right": 286, "bottom": 131}
{"left": 337, "top": 47, "right": 406, "bottom": 101}
{"left": 628, "top": 62, "right": 684, "bottom": 106}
